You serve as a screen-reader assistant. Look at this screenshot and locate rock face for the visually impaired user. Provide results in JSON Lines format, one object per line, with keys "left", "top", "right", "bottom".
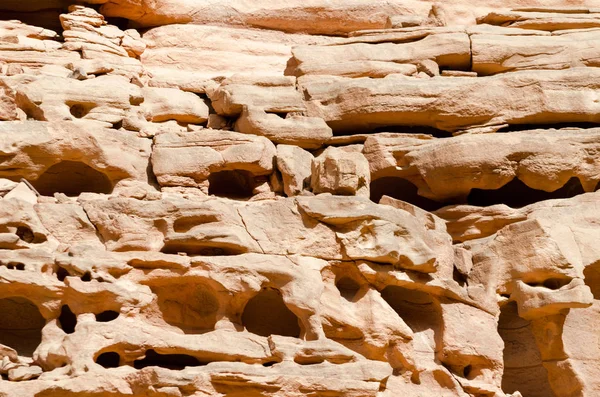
{"left": 0, "top": 2, "right": 599, "bottom": 397}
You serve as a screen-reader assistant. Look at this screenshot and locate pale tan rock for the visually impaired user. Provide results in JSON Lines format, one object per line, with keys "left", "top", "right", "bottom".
{"left": 311, "top": 147, "right": 371, "bottom": 197}
{"left": 478, "top": 10, "right": 600, "bottom": 31}
{"left": 301, "top": 68, "right": 600, "bottom": 134}
{"left": 292, "top": 32, "right": 470, "bottom": 77}
{"left": 15, "top": 75, "right": 143, "bottom": 126}
{"left": 235, "top": 106, "right": 332, "bottom": 149}
{"left": 276, "top": 145, "right": 313, "bottom": 197}
{"left": 364, "top": 129, "right": 600, "bottom": 202}
{"left": 141, "top": 25, "right": 339, "bottom": 92}
{"left": 152, "top": 130, "right": 276, "bottom": 188}
{"left": 3, "top": 3, "right": 600, "bottom": 397}
{"left": 82, "top": 195, "right": 261, "bottom": 253}
{"left": 472, "top": 30, "right": 600, "bottom": 75}
{"left": 141, "top": 87, "right": 209, "bottom": 124}
{"left": 8, "top": 365, "right": 42, "bottom": 381}
{"left": 0, "top": 121, "right": 152, "bottom": 195}
{"left": 208, "top": 76, "right": 305, "bottom": 117}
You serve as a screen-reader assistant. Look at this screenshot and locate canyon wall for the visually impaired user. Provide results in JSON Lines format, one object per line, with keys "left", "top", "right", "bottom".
{"left": 0, "top": 1, "right": 600, "bottom": 396}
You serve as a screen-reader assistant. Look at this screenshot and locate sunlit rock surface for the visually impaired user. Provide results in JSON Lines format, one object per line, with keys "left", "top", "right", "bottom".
{"left": 0, "top": 2, "right": 600, "bottom": 396}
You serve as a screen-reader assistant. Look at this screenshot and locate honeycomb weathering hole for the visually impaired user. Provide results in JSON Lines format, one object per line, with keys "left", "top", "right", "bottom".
{"left": 31, "top": 161, "right": 113, "bottom": 197}
{"left": 0, "top": 297, "right": 45, "bottom": 357}
{"left": 335, "top": 277, "right": 361, "bottom": 301}
{"left": 241, "top": 288, "right": 301, "bottom": 338}
{"left": 151, "top": 282, "right": 219, "bottom": 333}
{"left": 58, "top": 305, "right": 77, "bottom": 334}
{"left": 96, "top": 351, "right": 121, "bottom": 368}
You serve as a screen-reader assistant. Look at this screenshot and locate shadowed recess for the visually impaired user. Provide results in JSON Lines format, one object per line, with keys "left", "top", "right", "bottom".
{"left": 95, "top": 310, "right": 120, "bottom": 322}
{"left": 0, "top": 297, "right": 45, "bottom": 357}
{"left": 96, "top": 351, "right": 121, "bottom": 368}
{"left": 336, "top": 277, "right": 361, "bottom": 301}
{"left": 134, "top": 349, "right": 206, "bottom": 370}
{"left": 208, "top": 170, "right": 255, "bottom": 198}
{"left": 467, "top": 177, "right": 586, "bottom": 208}
{"left": 370, "top": 177, "right": 445, "bottom": 211}
{"left": 498, "top": 302, "right": 555, "bottom": 397}
{"left": 380, "top": 286, "right": 439, "bottom": 334}
{"left": 241, "top": 288, "right": 301, "bottom": 338}
{"left": 58, "top": 305, "right": 77, "bottom": 334}
{"left": 31, "top": 161, "right": 113, "bottom": 197}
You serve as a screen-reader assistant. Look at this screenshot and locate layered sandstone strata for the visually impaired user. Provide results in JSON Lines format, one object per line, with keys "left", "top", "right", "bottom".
{"left": 0, "top": 2, "right": 599, "bottom": 397}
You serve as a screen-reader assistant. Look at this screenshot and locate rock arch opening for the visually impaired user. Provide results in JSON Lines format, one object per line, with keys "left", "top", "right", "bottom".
{"left": 31, "top": 161, "right": 113, "bottom": 197}
{"left": 0, "top": 297, "right": 45, "bottom": 357}
{"left": 241, "top": 288, "right": 301, "bottom": 338}
{"left": 498, "top": 301, "right": 555, "bottom": 397}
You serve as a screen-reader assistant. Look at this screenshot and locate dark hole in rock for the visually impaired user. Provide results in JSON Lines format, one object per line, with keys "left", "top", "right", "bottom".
{"left": 31, "top": 161, "right": 113, "bottom": 197}
{"left": 262, "top": 361, "right": 279, "bottom": 367}
{"left": 370, "top": 177, "right": 445, "bottom": 211}
{"left": 497, "top": 123, "right": 600, "bottom": 133}
{"left": 525, "top": 278, "right": 571, "bottom": 290}
{"left": 371, "top": 125, "right": 453, "bottom": 138}
{"left": 16, "top": 226, "right": 34, "bottom": 243}
{"left": 380, "top": 286, "right": 439, "bottom": 334}
{"left": 69, "top": 103, "right": 93, "bottom": 119}
{"left": 335, "top": 277, "right": 361, "bottom": 301}
{"left": 266, "top": 111, "right": 288, "bottom": 119}
{"left": 160, "top": 242, "right": 243, "bottom": 256}
{"left": 56, "top": 267, "right": 69, "bottom": 282}
{"left": 0, "top": 297, "right": 45, "bottom": 357}
{"left": 133, "top": 349, "right": 206, "bottom": 370}
{"left": 81, "top": 272, "right": 92, "bottom": 282}
{"left": 96, "top": 351, "right": 121, "bottom": 368}
{"left": 95, "top": 310, "right": 119, "bottom": 322}
{"left": 498, "top": 302, "right": 555, "bottom": 397}
{"left": 294, "top": 356, "right": 325, "bottom": 365}
{"left": 6, "top": 262, "right": 25, "bottom": 271}
{"left": 467, "top": 177, "right": 585, "bottom": 208}
{"left": 241, "top": 288, "right": 301, "bottom": 338}
{"left": 151, "top": 282, "right": 219, "bottom": 334}
{"left": 105, "top": 16, "right": 129, "bottom": 31}
{"left": 452, "top": 267, "right": 468, "bottom": 287}
{"left": 208, "top": 170, "right": 255, "bottom": 198}
{"left": 58, "top": 305, "right": 77, "bottom": 334}
{"left": 463, "top": 364, "right": 472, "bottom": 378}
{"left": 584, "top": 265, "right": 600, "bottom": 300}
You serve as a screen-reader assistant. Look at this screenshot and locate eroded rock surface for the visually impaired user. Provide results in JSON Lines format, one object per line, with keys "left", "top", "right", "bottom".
{"left": 0, "top": 2, "right": 599, "bottom": 397}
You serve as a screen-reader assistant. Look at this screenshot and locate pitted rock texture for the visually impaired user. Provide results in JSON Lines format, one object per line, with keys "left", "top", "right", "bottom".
{"left": 0, "top": 2, "right": 599, "bottom": 397}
